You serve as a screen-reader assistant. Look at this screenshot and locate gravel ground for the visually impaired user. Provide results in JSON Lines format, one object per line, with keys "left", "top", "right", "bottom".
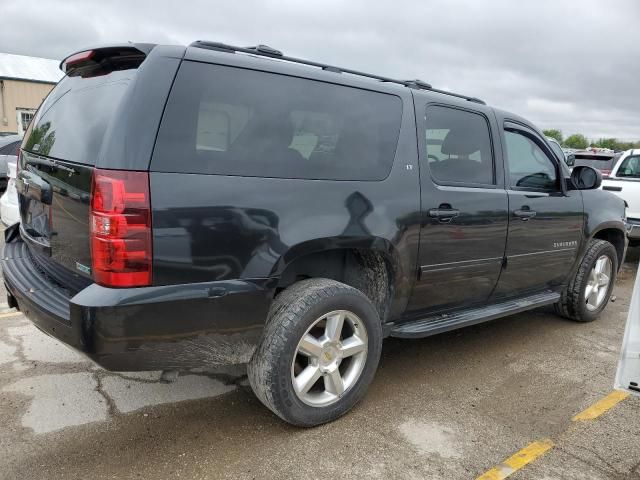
{"left": 1, "top": 235, "right": 639, "bottom": 479}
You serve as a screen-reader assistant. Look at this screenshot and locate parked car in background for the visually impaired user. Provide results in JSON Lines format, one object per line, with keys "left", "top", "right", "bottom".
{"left": 0, "top": 159, "right": 19, "bottom": 226}
{"left": 567, "top": 150, "right": 620, "bottom": 178}
{"left": 2, "top": 42, "right": 628, "bottom": 427}
{"left": 0, "top": 134, "right": 22, "bottom": 191}
{"left": 602, "top": 149, "right": 640, "bottom": 246}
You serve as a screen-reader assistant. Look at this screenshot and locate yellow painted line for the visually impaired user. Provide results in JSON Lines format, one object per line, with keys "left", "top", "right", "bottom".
{"left": 0, "top": 311, "right": 21, "bottom": 319}
{"left": 572, "top": 390, "right": 630, "bottom": 421}
{"left": 477, "top": 439, "right": 554, "bottom": 480}
{"left": 478, "top": 390, "right": 630, "bottom": 479}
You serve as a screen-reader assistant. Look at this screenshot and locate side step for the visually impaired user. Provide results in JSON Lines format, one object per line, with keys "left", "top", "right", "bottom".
{"left": 390, "top": 290, "right": 561, "bottom": 338}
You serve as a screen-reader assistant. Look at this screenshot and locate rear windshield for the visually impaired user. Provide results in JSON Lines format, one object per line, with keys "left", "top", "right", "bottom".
{"left": 152, "top": 62, "right": 402, "bottom": 180}
{"left": 573, "top": 155, "right": 616, "bottom": 170}
{"left": 22, "top": 70, "right": 133, "bottom": 165}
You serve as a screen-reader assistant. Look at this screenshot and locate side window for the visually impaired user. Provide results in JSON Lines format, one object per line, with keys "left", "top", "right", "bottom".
{"left": 153, "top": 62, "right": 403, "bottom": 180}
{"left": 617, "top": 156, "right": 640, "bottom": 178}
{"left": 504, "top": 130, "right": 558, "bottom": 191}
{"left": 424, "top": 105, "right": 494, "bottom": 186}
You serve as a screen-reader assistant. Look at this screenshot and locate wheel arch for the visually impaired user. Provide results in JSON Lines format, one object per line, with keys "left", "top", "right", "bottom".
{"left": 271, "top": 238, "right": 404, "bottom": 322}
{"left": 590, "top": 226, "right": 626, "bottom": 269}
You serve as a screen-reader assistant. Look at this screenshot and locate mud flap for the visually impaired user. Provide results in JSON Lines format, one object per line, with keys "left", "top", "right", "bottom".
{"left": 4, "top": 222, "right": 19, "bottom": 243}
{"left": 615, "top": 260, "right": 640, "bottom": 394}
{"left": 6, "top": 287, "right": 18, "bottom": 309}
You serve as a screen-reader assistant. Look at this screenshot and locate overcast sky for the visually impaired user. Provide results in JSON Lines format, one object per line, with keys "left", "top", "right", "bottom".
{"left": 1, "top": 0, "right": 638, "bottom": 140}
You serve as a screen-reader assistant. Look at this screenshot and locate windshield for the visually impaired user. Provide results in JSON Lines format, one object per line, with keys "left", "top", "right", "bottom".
{"left": 617, "top": 155, "right": 640, "bottom": 178}
{"left": 547, "top": 139, "right": 566, "bottom": 162}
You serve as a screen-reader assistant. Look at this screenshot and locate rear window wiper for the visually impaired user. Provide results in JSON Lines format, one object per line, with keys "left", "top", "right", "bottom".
{"left": 25, "top": 156, "right": 77, "bottom": 176}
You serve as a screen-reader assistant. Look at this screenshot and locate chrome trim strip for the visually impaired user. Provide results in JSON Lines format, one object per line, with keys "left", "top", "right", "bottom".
{"left": 420, "top": 257, "right": 503, "bottom": 274}
{"left": 509, "top": 247, "right": 576, "bottom": 259}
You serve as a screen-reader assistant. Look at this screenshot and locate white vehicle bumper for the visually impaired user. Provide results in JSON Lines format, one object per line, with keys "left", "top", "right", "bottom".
{"left": 0, "top": 191, "right": 19, "bottom": 227}
{"left": 626, "top": 219, "right": 640, "bottom": 239}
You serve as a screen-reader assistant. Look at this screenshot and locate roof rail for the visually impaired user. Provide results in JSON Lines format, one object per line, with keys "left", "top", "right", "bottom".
{"left": 190, "top": 40, "right": 486, "bottom": 105}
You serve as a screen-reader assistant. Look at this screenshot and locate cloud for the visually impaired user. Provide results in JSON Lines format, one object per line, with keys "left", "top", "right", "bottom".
{"left": 1, "top": 0, "right": 638, "bottom": 139}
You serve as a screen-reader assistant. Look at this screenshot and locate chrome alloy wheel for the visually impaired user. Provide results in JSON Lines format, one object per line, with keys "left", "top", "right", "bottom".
{"left": 585, "top": 255, "right": 612, "bottom": 311}
{"left": 291, "top": 310, "right": 368, "bottom": 407}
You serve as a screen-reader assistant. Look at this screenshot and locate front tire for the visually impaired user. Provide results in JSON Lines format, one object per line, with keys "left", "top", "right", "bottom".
{"left": 555, "top": 239, "right": 618, "bottom": 322}
{"left": 248, "top": 278, "right": 382, "bottom": 427}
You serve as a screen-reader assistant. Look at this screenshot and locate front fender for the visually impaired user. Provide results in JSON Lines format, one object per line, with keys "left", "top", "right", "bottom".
{"left": 582, "top": 189, "right": 627, "bottom": 266}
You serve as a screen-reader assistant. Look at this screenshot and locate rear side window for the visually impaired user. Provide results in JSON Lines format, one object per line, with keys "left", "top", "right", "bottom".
{"left": 424, "top": 105, "right": 494, "bottom": 186}
{"left": 152, "top": 62, "right": 402, "bottom": 180}
{"left": 22, "top": 71, "right": 132, "bottom": 164}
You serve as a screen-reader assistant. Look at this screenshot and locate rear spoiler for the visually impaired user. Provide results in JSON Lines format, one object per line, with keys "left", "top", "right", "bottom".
{"left": 60, "top": 43, "right": 156, "bottom": 77}
{"left": 572, "top": 153, "right": 615, "bottom": 161}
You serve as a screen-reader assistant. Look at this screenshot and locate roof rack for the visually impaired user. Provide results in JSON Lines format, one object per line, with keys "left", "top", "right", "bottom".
{"left": 190, "top": 40, "right": 486, "bottom": 105}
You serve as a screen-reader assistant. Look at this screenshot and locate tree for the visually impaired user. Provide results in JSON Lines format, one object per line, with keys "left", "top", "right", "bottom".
{"left": 564, "top": 133, "right": 589, "bottom": 150}
{"left": 542, "top": 129, "right": 563, "bottom": 143}
{"left": 594, "top": 138, "right": 618, "bottom": 150}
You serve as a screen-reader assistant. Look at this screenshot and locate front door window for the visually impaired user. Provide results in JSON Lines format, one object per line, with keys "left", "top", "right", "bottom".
{"left": 504, "top": 130, "right": 558, "bottom": 191}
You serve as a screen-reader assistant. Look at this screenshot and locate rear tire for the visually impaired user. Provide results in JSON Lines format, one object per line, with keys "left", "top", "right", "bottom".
{"left": 554, "top": 239, "right": 617, "bottom": 322}
{"left": 248, "top": 278, "right": 382, "bottom": 427}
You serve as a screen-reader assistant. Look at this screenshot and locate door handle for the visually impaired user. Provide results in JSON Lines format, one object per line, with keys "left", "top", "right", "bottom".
{"left": 428, "top": 207, "right": 460, "bottom": 222}
{"left": 513, "top": 208, "right": 537, "bottom": 221}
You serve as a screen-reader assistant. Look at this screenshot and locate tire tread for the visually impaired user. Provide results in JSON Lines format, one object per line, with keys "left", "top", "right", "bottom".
{"left": 248, "top": 278, "right": 380, "bottom": 426}
{"left": 555, "top": 239, "right": 617, "bottom": 322}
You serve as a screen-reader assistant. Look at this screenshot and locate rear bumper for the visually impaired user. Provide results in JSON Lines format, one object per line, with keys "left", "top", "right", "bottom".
{"left": 2, "top": 234, "right": 275, "bottom": 371}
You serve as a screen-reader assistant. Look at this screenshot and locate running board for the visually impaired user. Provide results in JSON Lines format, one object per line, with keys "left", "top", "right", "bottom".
{"left": 390, "top": 290, "right": 561, "bottom": 338}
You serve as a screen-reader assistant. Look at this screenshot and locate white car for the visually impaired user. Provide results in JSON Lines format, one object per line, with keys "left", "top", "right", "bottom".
{"left": 601, "top": 149, "right": 640, "bottom": 246}
{"left": 0, "top": 160, "right": 19, "bottom": 226}
{"left": 616, "top": 252, "right": 640, "bottom": 397}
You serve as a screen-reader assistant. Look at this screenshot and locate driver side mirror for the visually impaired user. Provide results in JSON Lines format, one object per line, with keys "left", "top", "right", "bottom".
{"left": 569, "top": 165, "right": 602, "bottom": 190}
{"left": 565, "top": 154, "right": 575, "bottom": 167}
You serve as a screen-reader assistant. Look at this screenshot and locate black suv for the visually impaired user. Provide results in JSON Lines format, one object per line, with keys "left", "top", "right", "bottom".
{"left": 2, "top": 42, "right": 628, "bottom": 426}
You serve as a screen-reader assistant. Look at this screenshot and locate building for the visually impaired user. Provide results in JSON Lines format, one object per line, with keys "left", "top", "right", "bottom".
{"left": 0, "top": 52, "right": 63, "bottom": 136}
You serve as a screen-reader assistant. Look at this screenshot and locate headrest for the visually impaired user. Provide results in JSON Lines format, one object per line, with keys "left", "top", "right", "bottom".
{"left": 441, "top": 129, "right": 482, "bottom": 156}
{"left": 237, "top": 113, "right": 295, "bottom": 149}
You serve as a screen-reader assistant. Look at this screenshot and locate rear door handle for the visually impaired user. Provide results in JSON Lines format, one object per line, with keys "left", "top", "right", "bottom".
{"left": 428, "top": 208, "right": 460, "bottom": 221}
{"left": 513, "top": 209, "right": 537, "bottom": 221}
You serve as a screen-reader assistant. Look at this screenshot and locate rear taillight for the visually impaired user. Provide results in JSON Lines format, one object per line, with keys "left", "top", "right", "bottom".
{"left": 90, "top": 169, "right": 152, "bottom": 287}
{"left": 601, "top": 169, "right": 612, "bottom": 178}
